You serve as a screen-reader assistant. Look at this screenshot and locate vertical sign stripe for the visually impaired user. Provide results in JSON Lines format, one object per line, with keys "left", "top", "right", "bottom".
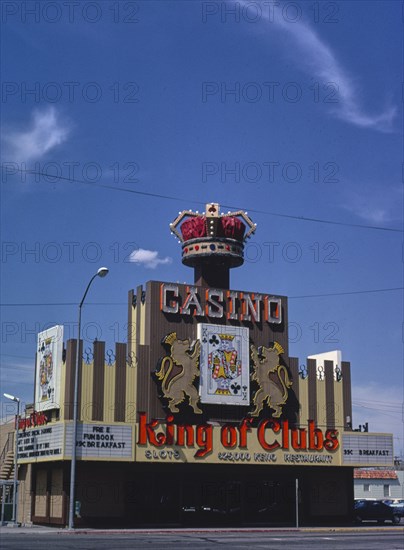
{"left": 324, "top": 360, "right": 335, "bottom": 428}
{"left": 307, "top": 359, "right": 317, "bottom": 423}
{"left": 92, "top": 341, "right": 105, "bottom": 421}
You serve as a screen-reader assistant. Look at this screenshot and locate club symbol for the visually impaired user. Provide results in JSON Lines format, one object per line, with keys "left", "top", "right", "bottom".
{"left": 84, "top": 347, "right": 94, "bottom": 364}
{"left": 299, "top": 365, "right": 308, "bottom": 379}
{"left": 317, "top": 365, "right": 324, "bottom": 381}
{"left": 335, "top": 365, "right": 342, "bottom": 382}
{"left": 209, "top": 334, "right": 219, "bottom": 346}
{"left": 231, "top": 383, "right": 241, "bottom": 394}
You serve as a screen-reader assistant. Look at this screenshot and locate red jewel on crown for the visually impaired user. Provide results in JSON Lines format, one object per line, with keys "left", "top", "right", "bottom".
{"left": 180, "top": 215, "right": 246, "bottom": 241}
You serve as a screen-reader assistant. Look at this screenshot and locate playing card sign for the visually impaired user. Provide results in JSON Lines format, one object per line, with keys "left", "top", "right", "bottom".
{"left": 35, "top": 325, "right": 64, "bottom": 412}
{"left": 197, "top": 323, "right": 250, "bottom": 406}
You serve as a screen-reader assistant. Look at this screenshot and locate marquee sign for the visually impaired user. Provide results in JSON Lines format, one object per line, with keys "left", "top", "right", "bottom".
{"left": 17, "top": 423, "right": 134, "bottom": 463}
{"left": 136, "top": 413, "right": 341, "bottom": 465}
{"left": 17, "top": 423, "right": 64, "bottom": 462}
{"left": 160, "top": 283, "right": 282, "bottom": 324}
{"left": 342, "top": 433, "right": 394, "bottom": 466}
{"left": 65, "top": 424, "right": 133, "bottom": 460}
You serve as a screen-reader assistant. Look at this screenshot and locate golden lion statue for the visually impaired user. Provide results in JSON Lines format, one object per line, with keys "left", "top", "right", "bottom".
{"left": 250, "top": 342, "right": 291, "bottom": 417}
{"left": 156, "top": 332, "right": 202, "bottom": 414}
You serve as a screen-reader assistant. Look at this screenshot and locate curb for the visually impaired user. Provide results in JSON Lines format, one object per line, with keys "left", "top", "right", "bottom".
{"left": 1, "top": 525, "right": 403, "bottom": 535}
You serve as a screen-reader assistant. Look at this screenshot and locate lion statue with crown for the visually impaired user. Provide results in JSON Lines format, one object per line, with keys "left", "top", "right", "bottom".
{"left": 155, "top": 332, "right": 202, "bottom": 414}
{"left": 250, "top": 342, "right": 292, "bottom": 417}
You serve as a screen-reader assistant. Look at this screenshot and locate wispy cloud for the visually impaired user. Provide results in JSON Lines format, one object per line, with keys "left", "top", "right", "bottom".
{"left": 1, "top": 359, "right": 34, "bottom": 385}
{"left": 345, "top": 205, "right": 391, "bottom": 225}
{"left": 2, "top": 107, "right": 70, "bottom": 163}
{"left": 234, "top": 0, "right": 396, "bottom": 132}
{"left": 129, "top": 248, "right": 173, "bottom": 269}
{"left": 341, "top": 186, "right": 403, "bottom": 224}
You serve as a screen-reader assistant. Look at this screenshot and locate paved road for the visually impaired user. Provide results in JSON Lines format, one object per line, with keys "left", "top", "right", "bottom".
{"left": 1, "top": 528, "right": 403, "bottom": 549}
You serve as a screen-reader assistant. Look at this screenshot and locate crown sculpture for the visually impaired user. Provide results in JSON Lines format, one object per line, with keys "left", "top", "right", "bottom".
{"left": 170, "top": 203, "right": 256, "bottom": 288}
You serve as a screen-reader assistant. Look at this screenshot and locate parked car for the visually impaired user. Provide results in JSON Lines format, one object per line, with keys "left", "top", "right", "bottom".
{"left": 354, "top": 500, "right": 401, "bottom": 524}
{"left": 383, "top": 499, "right": 404, "bottom": 517}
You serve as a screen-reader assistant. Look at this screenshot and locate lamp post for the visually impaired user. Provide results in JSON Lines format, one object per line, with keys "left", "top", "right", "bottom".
{"left": 3, "top": 393, "right": 20, "bottom": 524}
{"left": 68, "top": 267, "right": 109, "bottom": 529}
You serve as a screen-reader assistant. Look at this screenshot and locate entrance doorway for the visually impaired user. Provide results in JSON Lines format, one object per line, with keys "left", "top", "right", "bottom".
{"left": 182, "top": 480, "right": 241, "bottom": 525}
{"left": 243, "top": 479, "right": 295, "bottom": 525}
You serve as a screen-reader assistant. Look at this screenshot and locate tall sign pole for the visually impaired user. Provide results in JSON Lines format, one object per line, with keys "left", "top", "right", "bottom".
{"left": 68, "top": 267, "right": 109, "bottom": 529}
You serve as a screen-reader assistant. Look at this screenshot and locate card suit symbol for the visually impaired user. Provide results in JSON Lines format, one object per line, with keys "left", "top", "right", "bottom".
{"left": 208, "top": 205, "right": 217, "bottom": 213}
{"left": 231, "top": 383, "right": 241, "bottom": 395}
{"left": 209, "top": 334, "right": 219, "bottom": 346}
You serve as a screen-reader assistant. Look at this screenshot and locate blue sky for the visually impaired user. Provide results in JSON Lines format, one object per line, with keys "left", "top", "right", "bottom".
{"left": 1, "top": 1, "right": 403, "bottom": 455}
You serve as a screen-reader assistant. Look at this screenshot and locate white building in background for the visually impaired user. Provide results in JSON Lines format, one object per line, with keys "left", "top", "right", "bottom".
{"left": 354, "top": 469, "right": 404, "bottom": 500}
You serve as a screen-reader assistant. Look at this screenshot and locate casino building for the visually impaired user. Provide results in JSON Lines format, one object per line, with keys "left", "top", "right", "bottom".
{"left": 9, "top": 203, "right": 394, "bottom": 527}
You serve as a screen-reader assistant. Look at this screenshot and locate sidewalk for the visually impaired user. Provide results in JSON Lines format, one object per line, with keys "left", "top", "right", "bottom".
{"left": 1, "top": 523, "right": 402, "bottom": 535}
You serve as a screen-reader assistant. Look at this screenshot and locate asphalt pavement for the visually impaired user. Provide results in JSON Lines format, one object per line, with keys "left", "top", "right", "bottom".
{"left": 1, "top": 524, "right": 404, "bottom": 550}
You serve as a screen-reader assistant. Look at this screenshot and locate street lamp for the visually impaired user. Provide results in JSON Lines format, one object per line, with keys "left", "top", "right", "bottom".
{"left": 68, "top": 267, "right": 109, "bottom": 529}
{"left": 3, "top": 393, "right": 20, "bottom": 524}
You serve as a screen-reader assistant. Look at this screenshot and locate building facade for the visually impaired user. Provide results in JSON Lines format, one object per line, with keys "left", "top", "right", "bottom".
{"left": 6, "top": 203, "right": 395, "bottom": 527}
{"left": 354, "top": 469, "right": 404, "bottom": 500}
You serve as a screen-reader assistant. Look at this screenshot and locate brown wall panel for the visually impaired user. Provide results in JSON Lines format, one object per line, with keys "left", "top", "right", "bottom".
{"left": 143, "top": 284, "right": 151, "bottom": 347}
{"left": 324, "top": 360, "right": 335, "bottom": 428}
{"left": 287, "top": 356, "right": 300, "bottom": 425}
{"left": 114, "top": 342, "right": 127, "bottom": 422}
{"left": 127, "top": 289, "right": 134, "bottom": 357}
{"left": 92, "top": 340, "right": 105, "bottom": 421}
{"left": 307, "top": 358, "right": 317, "bottom": 423}
{"left": 288, "top": 356, "right": 300, "bottom": 404}
{"left": 64, "top": 339, "right": 75, "bottom": 419}
{"left": 342, "top": 361, "right": 352, "bottom": 429}
{"left": 64, "top": 339, "right": 83, "bottom": 420}
{"left": 136, "top": 345, "right": 151, "bottom": 417}
{"left": 134, "top": 285, "right": 144, "bottom": 347}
